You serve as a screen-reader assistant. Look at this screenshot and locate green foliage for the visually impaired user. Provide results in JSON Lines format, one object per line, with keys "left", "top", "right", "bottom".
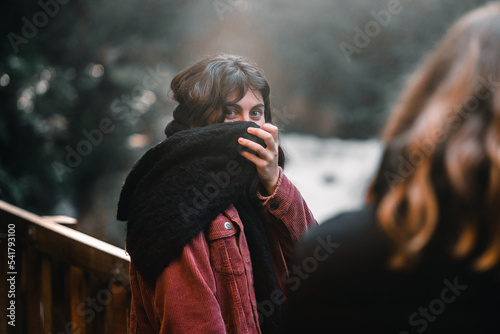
{"left": 0, "top": 0, "right": 184, "bottom": 243}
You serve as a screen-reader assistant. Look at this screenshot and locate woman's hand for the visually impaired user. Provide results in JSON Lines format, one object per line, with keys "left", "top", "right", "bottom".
{"left": 238, "top": 123, "right": 280, "bottom": 195}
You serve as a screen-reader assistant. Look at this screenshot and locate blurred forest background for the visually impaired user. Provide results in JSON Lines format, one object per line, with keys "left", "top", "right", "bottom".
{"left": 0, "top": 0, "right": 492, "bottom": 246}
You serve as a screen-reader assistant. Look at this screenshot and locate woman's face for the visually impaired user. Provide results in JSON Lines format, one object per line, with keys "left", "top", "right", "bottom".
{"left": 223, "top": 89, "right": 265, "bottom": 127}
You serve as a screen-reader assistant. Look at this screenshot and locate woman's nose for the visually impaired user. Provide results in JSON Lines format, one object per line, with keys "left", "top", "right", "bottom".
{"left": 240, "top": 112, "right": 250, "bottom": 122}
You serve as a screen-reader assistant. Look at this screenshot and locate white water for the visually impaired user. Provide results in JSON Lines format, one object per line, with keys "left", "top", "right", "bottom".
{"left": 281, "top": 134, "right": 383, "bottom": 223}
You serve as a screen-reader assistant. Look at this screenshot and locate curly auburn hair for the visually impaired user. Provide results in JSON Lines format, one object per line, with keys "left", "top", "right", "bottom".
{"left": 367, "top": 2, "right": 500, "bottom": 272}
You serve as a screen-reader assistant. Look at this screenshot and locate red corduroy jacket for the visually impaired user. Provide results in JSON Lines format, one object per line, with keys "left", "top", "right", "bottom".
{"left": 129, "top": 170, "right": 316, "bottom": 333}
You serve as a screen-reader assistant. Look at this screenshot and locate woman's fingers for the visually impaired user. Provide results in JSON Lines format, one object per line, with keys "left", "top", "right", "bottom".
{"left": 238, "top": 123, "right": 280, "bottom": 195}
{"left": 237, "top": 137, "right": 271, "bottom": 161}
{"left": 247, "top": 124, "right": 279, "bottom": 151}
{"left": 260, "top": 123, "right": 279, "bottom": 142}
{"left": 239, "top": 149, "right": 266, "bottom": 168}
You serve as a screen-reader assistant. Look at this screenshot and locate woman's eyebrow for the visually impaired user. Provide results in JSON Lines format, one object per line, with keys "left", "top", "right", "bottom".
{"left": 224, "top": 102, "right": 264, "bottom": 109}
{"left": 252, "top": 103, "right": 265, "bottom": 109}
{"left": 225, "top": 102, "right": 242, "bottom": 109}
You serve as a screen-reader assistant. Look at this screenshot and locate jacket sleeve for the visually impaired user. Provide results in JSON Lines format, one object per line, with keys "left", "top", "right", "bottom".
{"left": 256, "top": 168, "right": 317, "bottom": 293}
{"left": 129, "top": 232, "right": 226, "bottom": 334}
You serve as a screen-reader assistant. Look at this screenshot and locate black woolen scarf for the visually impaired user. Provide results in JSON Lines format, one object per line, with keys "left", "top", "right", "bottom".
{"left": 233, "top": 194, "right": 286, "bottom": 333}
{"left": 117, "top": 121, "right": 284, "bottom": 333}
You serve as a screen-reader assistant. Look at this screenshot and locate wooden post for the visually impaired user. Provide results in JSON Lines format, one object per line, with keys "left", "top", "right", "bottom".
{"left": 23, "top": 247, "right": 43, "bottom": 333}
{"left": 70, "top": 266, "right": 87, "bottom": 334}
{"left": 110, "top": 280, "right": 130, "bottom": 334}
{"left": 41, "top": 255, "right": 53, "bottom": 333}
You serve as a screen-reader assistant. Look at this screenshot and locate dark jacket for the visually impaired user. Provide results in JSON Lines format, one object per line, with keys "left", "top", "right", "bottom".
{"left": 286, "top": 206, "right": 500, "bottom": 334}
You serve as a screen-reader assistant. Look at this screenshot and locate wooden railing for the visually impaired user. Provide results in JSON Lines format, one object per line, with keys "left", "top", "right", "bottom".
{"left": 0, "top": 200, "right": 131, "bottom": 334}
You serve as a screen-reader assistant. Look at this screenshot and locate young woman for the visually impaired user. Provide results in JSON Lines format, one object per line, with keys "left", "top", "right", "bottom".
{"left": 117, "top": 54, "right": 316, "bottom": 333}
{"left": 287, "top": 3, "right": 500, "bottom": 333}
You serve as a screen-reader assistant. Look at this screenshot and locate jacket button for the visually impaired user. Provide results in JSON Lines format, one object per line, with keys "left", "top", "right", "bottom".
{"left": 224, "top": 222, "right": 232, "bottom": 230}
{"left": 270, "top": 201, "right": 279, "bottom": 210}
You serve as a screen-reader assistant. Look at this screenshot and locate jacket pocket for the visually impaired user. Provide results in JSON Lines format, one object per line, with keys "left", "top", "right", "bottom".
{"left": 206, "top": 220, "right": 245, "bottom": 276}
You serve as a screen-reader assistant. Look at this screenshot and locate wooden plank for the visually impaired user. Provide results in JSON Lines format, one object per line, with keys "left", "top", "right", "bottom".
{"left": 0, "top": 200, "right": 132, "bottom": 334}
{"left": 84, "top": 274, "right": 106, "bottom": 334}
{"left": 111, "top": 280, "right": 130, "bottom": 334}
{"left": 50, "top": 259, "right": 71, "bottom": 334}
{"left": 0, "top": 200, "right": 129, "bottom": 281}
{"left": 41, "top": 255, "right": 53, "bottom": 333}
{"left": 24, "top": 247, "right": 43, "bottom": 333}
{"left": 105, "top": 285, "right": 114, "bottom": 334}
{"left": 41, "top": 215, "right": 78, "bottom": 226}
{"left": 70, "top": 266, "right": 87, "bottom": 334}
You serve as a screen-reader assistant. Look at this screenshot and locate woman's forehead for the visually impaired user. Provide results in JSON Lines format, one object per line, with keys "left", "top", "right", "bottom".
{"left": 226, "top": 87, "right": 261, "bottom": 103}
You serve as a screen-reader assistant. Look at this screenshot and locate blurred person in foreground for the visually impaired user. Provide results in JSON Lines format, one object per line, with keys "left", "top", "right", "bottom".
{"left": 287, "top": 3, "right": 500, "bottom": 333}
{"left": 117, "top": 54, "right": 316, "bottom": 333}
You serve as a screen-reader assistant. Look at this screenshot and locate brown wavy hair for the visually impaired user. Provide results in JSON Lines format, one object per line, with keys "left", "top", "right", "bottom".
{"left": 166, "top": 53, "right": 285, "bottom": 166}
{"left": 367, "top": 2, "right": 500, "bottom": 271}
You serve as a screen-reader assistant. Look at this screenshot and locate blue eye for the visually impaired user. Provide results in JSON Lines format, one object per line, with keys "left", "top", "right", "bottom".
{"left": 225, "top": 109, "right": 236, "bottom": 116}
{"left": 251, "top": 110, "right": 263, "bottom": 117}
